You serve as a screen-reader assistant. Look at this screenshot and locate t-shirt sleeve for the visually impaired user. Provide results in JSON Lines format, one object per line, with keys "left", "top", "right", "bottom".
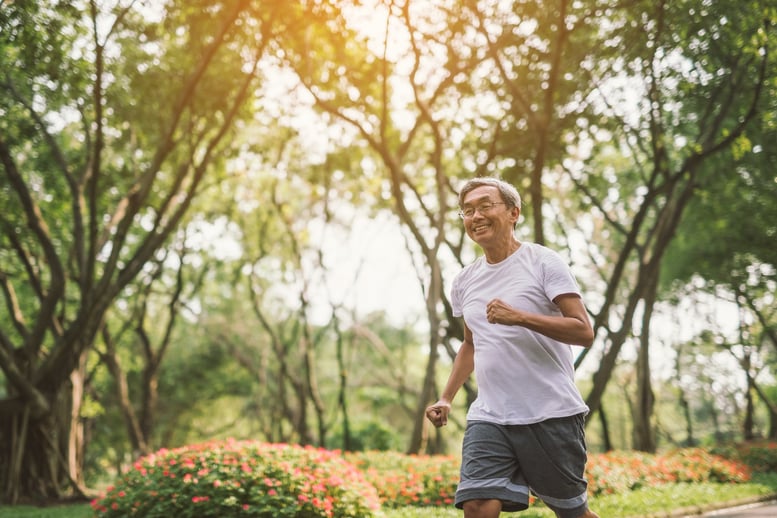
{"left": 451, "top": 274, "right": 463, "bottom": 317}
{"left": 541, "top": 249, "right": 581, "bottom": 303}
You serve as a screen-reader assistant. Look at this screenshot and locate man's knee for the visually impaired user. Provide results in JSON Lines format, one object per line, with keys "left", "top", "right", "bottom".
{"left": 462, "top": 498, "right": 502, "bottom": 518}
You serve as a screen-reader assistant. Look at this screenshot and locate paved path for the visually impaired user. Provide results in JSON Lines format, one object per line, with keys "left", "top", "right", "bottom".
{"left": 698, "top": 500, "right": 777, "bottom": 517}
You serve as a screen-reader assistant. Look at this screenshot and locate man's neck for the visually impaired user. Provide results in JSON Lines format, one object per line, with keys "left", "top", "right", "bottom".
{"left": 484, "top": 239, "right": 521, "bottom": 264}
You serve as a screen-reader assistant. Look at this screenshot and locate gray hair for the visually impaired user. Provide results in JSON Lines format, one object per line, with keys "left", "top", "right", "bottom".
{"left": 458, "top": 177, "right": 522, "bottom": 210}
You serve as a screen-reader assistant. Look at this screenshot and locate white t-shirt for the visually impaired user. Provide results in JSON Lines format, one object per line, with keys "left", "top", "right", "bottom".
{"left": 451, "top": 242, "right": 589, "bottom": 425}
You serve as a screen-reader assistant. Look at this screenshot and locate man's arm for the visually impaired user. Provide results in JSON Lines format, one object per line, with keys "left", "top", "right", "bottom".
{"left": 425, "top": 323, "right": 475, "bottom": 427}
{"left": 486, "top": 293, "right": 595, "bottom": 347}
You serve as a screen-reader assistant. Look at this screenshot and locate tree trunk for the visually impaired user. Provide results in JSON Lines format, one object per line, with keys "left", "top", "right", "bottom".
{"left": 679, "top": 390, "right": 695, "bottom": 446}
{"left": 633, "top": 276, "right": 657, "bottom": 452}
{"left": 407, "top": 260, "right": 443, "bottom": 454}
{"left": 743, "top": 364, "right": 756, "bottom": 441}
{"left": 738, "top": 296, "right": 757, "bottom": 441}
{"left": 598, "top": 405, "right": 612, "bottom": 452}
{"left": 409, "top": 326, "right": 438, "bottom": 454}
{"left": 708, "top": 385, "right": 724, "bottom": 443}
{"left": 67, "top": 350, "right": 89, "bottom": 493}
{"left": 335, "top": 319, "right": 352, "bottom": 451}
{"left": 674, "top": 343, "right": 696, "bottom": 446}
{"left": 752, "top": 380, "right": 777, "bottom": 440}
{"left": 1, "top": 377, "right": 87, "bottom": 504}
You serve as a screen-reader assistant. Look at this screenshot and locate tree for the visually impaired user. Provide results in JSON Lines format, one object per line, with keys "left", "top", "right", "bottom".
{"left": 469, "top": 0, "right": 605, "bottom": 244}
{"left": 272, "top": 0, "right": 612, "bottom": 454}
{"left": 660, "top": 8, "right": 777, "bottom": 440}
{"left": 0, "top": 0, "right": 270, "bottom": 502}
{"left": 96, "top": 230, "right": 207, "bottom": 457}
{"left": 567, "top": 0, "right": 772, "bottom": 451}
{"left": 271, "top": 0, "right": 461, "bottom": 453}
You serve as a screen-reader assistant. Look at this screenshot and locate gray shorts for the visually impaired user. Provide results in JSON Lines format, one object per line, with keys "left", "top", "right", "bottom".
{"left": 455, "top": 414, "right": 591, "bottom": 518}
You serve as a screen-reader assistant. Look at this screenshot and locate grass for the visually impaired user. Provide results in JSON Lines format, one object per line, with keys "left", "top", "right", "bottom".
{"left": 0, "top": 504, "right": 92, "bottom": 518}
{"left": 383, "top": 474, "right": 777, "bottom": 517}
{"left": 2, "top": 474, "right": 777, "bottom": 518}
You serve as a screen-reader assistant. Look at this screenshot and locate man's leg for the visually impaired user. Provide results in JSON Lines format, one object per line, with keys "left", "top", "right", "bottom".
{"left": 456, "top": 423, "right": 530, "bottom": 514}
{"left": 463, "top": 498, "right": 502, "bottom": 518}
{"left": 517, "top": 415, "right": 596, "bottom": 518}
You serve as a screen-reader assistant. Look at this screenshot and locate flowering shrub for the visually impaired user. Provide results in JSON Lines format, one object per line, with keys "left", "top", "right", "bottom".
{"left": 91, "top": 439, "right": 758, "bottom": 516}
{"left": 345, "top": 450, "right": 459, "bottom": 508}
{"left": 586, "top": 448, "right": 751, "bottom": 496}
{"left": 345, "top": 447, "right": 750, "bottom": 506}
{"left": 91, "top": 439, "right": 381, "bottom": 517}
{"left": 713, "top": 440, "right": 777, "bottom": 473}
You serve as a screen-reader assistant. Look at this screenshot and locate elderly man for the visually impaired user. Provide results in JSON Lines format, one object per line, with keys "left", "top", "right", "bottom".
{"left": 426, "top": 177, "right": 599, "bottom": 518}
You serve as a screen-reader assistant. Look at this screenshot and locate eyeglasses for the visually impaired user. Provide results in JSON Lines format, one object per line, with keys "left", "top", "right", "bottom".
{"left": 458, "top": 201, "right": 506, "bottom": 219}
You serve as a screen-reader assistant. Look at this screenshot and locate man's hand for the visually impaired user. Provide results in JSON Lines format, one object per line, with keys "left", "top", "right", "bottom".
{"left": 425, "top": 400, "right": 452, "bottom": 427}
{"left": 486, "top": 298, "right": 518, "bottom": 325}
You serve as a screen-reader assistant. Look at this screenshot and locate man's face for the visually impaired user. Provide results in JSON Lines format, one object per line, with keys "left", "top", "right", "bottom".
{"left": 460, "top": 185, "right": 519, "bottom": 247}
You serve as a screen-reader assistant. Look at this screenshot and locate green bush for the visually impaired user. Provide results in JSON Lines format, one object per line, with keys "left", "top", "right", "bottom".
{"left": 91, "top": 439, "right": 380, "bottom": 517}
{"left": 716, "top": 440, "right": 777, "bottom": 473}
{"left": 326, "top": 421, "right": 402, "bottom": 452}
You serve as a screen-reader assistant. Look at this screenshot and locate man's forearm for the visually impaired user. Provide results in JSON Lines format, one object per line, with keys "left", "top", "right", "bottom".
{"left": 439, "top": 340, "right": 475, "bottom": 401}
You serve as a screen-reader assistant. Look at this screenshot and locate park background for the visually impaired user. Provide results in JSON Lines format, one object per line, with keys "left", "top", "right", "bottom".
{"left": 1, "top": 0, "right": 776, "bottom": 515}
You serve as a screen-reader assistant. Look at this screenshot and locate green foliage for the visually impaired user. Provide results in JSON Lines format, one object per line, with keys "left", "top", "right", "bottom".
{"left": 713, "top": 441, "right": 777, "bottom": 473}
{"left": 1, "top": 0, "right": 275, "bottom": 500}
{"left": 326, "top": 421, "right": 402, "bottom": 452}
{"left": 82, "top": 326, "right": 256, "bottom": 485}
{"left": 656, "top": 0, "right": 776, "bottom": 291}
{"left": 662, "top": 153, "right": 777, "bottom": 288}
{"left": 90, "top": 440, "right": 380, "bottom": 518}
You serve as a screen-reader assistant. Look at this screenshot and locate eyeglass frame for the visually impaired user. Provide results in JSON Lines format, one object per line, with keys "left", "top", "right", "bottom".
{"left": 457, "top": 201, "right": 508, "bottom": 219}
